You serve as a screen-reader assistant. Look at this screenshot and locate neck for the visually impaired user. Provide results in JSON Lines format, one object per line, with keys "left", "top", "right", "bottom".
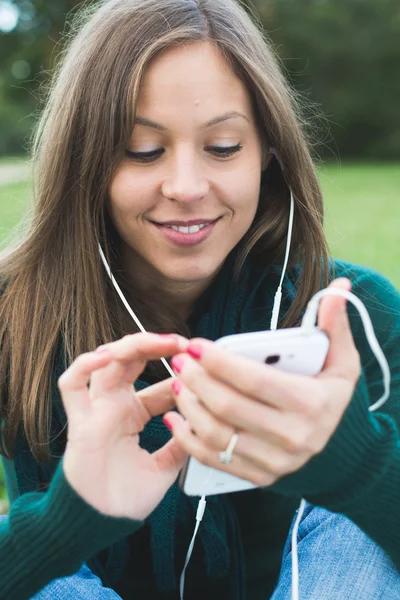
{"left": 120, "top": 245, "right": 218, "bottom": 319}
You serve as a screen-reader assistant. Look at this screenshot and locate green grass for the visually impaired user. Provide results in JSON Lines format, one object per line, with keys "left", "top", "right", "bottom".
{"left": 0, "top": 181, "right": 32, "bottom": 248}
{"left": 320, "top": 163, "right": 400, "bottom": 288}
{"left": 0, "top": 156, "right": 26, "bottom": 166}
{"left": 0, "top": 162, "right": 399, "bottom": 509}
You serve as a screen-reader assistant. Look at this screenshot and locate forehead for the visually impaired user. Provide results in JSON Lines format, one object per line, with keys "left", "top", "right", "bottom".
{"left": 136, "top": 41, "right": 253, "bottom": 120}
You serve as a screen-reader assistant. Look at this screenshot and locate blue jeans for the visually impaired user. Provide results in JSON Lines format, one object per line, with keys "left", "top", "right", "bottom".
{"left": 30, "top": 505, "right": 399, "bottom": 599}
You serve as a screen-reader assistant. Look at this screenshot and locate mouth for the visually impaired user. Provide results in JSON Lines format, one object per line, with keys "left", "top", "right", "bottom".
{"left": 150, "top": 217, "right": 221, "bottom": 246}
{"left": 152, "top": 218, "right": 219, "bottom": 233}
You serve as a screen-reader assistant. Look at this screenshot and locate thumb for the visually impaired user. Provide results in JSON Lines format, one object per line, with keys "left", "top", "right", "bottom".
{"left": 153, "top": 437, "right": 188, "bottom": 486}
{"left": 318, "top": 278, "right": 358, "bottom": 376}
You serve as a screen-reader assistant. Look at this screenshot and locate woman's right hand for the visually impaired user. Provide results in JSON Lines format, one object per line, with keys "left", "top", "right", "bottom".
{"left": 60, "top": 333, "right": 189, "bottom": 522}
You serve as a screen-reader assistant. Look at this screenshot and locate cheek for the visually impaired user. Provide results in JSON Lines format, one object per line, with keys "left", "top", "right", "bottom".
{"left": 223, "top": 167, "right": 261, "bottom": 219}
{"left": 108, "top": 168, "right": 151, "bottom": 226}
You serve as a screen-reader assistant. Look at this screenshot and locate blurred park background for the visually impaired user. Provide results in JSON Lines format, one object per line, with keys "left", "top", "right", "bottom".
{"left": 0, "top": 0, "right": 399, "bottom": 508}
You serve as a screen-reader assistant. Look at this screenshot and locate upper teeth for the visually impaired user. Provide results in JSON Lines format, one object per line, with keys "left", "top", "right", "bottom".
{"left": 169, "top": 224, "right": 208, "bottom": 233}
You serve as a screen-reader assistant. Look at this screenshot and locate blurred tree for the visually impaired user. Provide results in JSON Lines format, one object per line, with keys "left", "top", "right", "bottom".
{"left": 0, "top": 0, "right": 80, "bottom": 155}
{"left": 0, "top": 0, "right": 399, "bottom": 158}
{"left": 249, "top": 0, "right": 400, "bottom": 159}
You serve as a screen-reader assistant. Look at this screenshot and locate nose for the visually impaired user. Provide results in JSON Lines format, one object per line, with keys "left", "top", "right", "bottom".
{"left": 161, "top": 150, "right": 209, "bottom": 205}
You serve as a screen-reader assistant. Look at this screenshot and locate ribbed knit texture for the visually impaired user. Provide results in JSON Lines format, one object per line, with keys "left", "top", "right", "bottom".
{"left": 0, "top": 461, "right": 143, "bottom": 600}
{"left": 272, "top": 264, "right": 400, "bottom": 568}
{"left": 4, "top": 255, "right": 400, "bottom": 598}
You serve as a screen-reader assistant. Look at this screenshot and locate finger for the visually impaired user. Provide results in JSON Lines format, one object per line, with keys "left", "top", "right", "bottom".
{"left": 90, "top": 359, "right": 132, "bottom": 394}
{"left": 90, "top": 334, "right": 188, "bottom": 394}
{"left": 174, "top": 355, "right": 280, "bottom": 432}
{"left": 136, "top": 378, "right": 177, "bottom": 417}
{"left": 172, "top": 348, "right": 320, "bottom": 414}
{"left": 317, "top": 278, "right": 351, "bottom": 336}
{"left": 99, "top": 333, "right": 188, "bottom": 362}
{"left": 164, "top": 412, "right": 274, "bottom": 488}
{"left": 230, "top": 428, "right": 309, "bottom": 476}
{"left": 153, "top": 437, "right": 188, "bottom": 483}
{"left": 317, "top": 278, "right": 360, "bottom": 379}
{"left": 172, "top": 379, "right": 235, "bottom": 450}
{"left": 58, "top": 350, "right": 114, "bottom": 414}
{"left": 172, "top": 372, "right": 318, "bottom": 453}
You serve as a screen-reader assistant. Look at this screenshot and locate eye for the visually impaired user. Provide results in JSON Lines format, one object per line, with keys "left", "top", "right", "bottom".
{"left": 125, "top": 149, "right": 164, "bottom": 163}
{"left": 205, "top": 143, "right": 243, "bottom": 158}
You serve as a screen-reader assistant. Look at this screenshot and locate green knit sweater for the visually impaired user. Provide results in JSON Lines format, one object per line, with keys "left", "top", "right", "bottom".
{"left": 2, "top": 257, "right": 400, "bottom": 599}
{"left": 0, "top": 461, "right": 143, "bottom": 599}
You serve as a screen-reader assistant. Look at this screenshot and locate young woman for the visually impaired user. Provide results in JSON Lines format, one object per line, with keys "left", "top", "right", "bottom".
{"left": 1, "top": 0, "right": 399, "bottom": 598}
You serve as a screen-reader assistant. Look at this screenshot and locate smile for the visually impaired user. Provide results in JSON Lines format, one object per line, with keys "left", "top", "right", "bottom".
{"left": 165, "top": 223, "right": 208, "bottom": 234}
{"left": 150, "top": 218, "right": 221, "bottom": 246}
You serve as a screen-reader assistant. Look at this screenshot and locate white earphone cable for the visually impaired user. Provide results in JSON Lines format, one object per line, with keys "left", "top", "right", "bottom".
{"left": 301, "top": 288, "right": 390, "bottom": 411}
{"left": 179, "top": 496, "right": 207, "bottom": 599}
{"left": 98, "top": 244, "right": 175, "bottom": 378}
{"left": 290, "top": 288, "right": 391, "bottom": 599}
{"left": 290, "top": 498, "right": 307, "bottom": 600}
{"left": 98, "top": 182, "right": 295, "bottom": 600}
{"left": 98, "top": 198, "right": 390, "bottom": 600}
{"left": 270, "top": 189, "right": 295, "bottom": 331}
{"left": 98, "top": 242, "right": 205, "bottom": 599}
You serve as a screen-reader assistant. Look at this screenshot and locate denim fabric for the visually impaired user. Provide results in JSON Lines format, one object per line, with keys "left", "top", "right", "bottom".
{"left": 271, "top": 504, "right": 400, "bottom": 599}
{"left": 30, "top": 563, "right": 121, "bottom": 599}
{"left": 15, "top": 504, "right": 399, "bottom": 599}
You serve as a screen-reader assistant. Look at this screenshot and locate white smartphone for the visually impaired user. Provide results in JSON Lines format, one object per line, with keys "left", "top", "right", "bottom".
{"left": 179, "top": 326, "right": 329, "bottom": 496}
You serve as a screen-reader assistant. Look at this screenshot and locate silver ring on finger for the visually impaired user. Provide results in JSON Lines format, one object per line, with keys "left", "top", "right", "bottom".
{"left": 218, "top": 432, "right": 240, "bottom": 465}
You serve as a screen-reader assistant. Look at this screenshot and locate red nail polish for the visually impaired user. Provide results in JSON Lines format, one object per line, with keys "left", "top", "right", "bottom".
{"left": 163, "top": 415, "right": 173, "bottom": 432}
{"left": 187, "top": 344, "right": 202, "bottom": 360}
{"left": 172, "top": 379, "right": 182, "bottom": 395}
{"left": 171, "top": 356, "right": 184, "bottom": 373}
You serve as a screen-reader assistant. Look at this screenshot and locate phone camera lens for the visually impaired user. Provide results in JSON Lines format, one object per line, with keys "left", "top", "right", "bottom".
{"left": 265, "top": 355, "right": 280, "bottom": 365}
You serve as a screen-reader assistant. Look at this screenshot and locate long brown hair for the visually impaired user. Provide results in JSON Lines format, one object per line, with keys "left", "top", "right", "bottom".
{"left": 0, "top": 0, "right": 329, "bottom": 461}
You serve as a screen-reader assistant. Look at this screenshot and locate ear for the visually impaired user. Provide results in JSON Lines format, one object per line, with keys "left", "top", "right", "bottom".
{"left": 261, "top": 147, "right": 273, "bottom": 172}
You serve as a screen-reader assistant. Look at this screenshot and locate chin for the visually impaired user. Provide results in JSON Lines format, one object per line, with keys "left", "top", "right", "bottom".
{"left": 160, "top": 262, "right": 220, "bottom": 285}
{"left": 164, "top": 269, "right": 215, "bottom": 284}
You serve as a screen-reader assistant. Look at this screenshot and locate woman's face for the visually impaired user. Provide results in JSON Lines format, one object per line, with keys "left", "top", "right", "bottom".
{"left": 109, "top": 41, "right": 266, "bottom": 296}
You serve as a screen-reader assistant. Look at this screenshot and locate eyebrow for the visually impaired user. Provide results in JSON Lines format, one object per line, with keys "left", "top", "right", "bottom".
{"left": 134, "top": 111, "right": 250, "bottom": 131}
{"left": 205, "top": 111, "right": 250, "bottom": 127}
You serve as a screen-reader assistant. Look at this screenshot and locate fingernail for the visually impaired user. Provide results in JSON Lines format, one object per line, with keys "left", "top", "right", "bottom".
{"left": 159, "top": 334, "right": 176, "bottom": 339}
{"left": 172, "top": 379, "right": 182, "bottom": 396}
{"left": 187, "top": 344, "right": 202, "bottom": 360}
{"left": 171, "top": 356, "right": 184, "bottom": 373}
{"left": 163, "top": 415, "right": 173, "bottom": 432}
{"left": 95, "top": 346, "right": 109, "bottom": 354}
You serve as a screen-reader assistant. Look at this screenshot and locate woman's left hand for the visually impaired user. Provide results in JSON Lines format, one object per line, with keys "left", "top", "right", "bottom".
{"left": 164, "top": 279, "right": 361, "bottom": 487}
